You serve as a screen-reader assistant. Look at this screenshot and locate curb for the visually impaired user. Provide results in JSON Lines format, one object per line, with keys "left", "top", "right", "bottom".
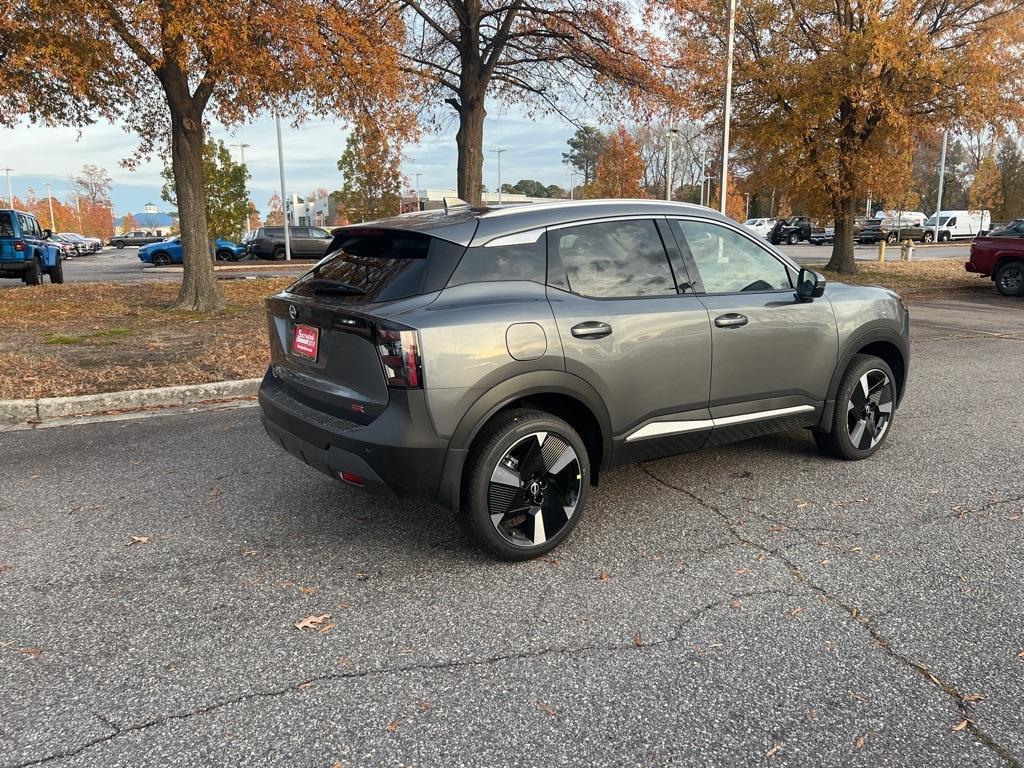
{"left": 0, "top": 379, "right": 261, "bottom": 426}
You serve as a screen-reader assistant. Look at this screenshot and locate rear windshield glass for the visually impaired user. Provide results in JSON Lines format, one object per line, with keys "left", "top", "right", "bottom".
{"left": 0, "top": 212, "right": 13, "bottom": 238}
{"left": 288, "top": 229, "right": 437, "bottom": 303}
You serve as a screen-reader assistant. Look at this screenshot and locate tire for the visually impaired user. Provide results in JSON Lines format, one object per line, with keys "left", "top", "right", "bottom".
{"left": 459, "top": 409, "right": 589, "bottom": 561}
{"left": 273, "top": 245, "right": 286, "bottom": 261}
{"left": 939, "top": 232, "right": 949, "bottom": 243}
{"left": 814, "top": 354, "right": 897, "bottom": 460}
{"left": 23, "top": 258, "right": 42, "bottom": 286}
{"left": 150, "top": 252, "right": 172, "bottom": 267}
{"left": 48, "top": 258, "right": 64, "bottom": 284}
{"left": 886, "top": 232, "right": 898, "bottom": 245}
{"left": 994, "top": 261, "right": 1024, "bottom": 298}
{"left": 922, "top": 231, "right": 934, "bottom": 243}
{"left": 787, "top": 232, "right": 799, "bottom": 245}
{"left": 112, "top": 240, "right": 124, "bottom": 249}
{"left": 215, "top": 249, "right": 234, "bottom": 262}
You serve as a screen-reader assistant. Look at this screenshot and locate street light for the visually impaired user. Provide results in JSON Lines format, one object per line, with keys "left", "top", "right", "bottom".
{"left": 934, "top": 130, "right": 948, "bottom": 242}
{"left": 489, "top": 148, "right": 507, "bottom": 206}
{"left": 44, "top": 182, "right": 56, "bottom": 230}
{"left": 2, "top": 168, "right": 12, "bottom": 208}
{"left": 415, "top": 172, "right": 422, "bottom": 211}
{"left": 719, "top": 0, "right": 737, "bottom": 215}
{"left": 666, "top": 126, "right": 679, "bottom": 202}
{"left": 570, "top": 171, "right": 578, "bottom": 200}
{"left": 231, "top": 142, "right": 252, "bottom": 234}
{"left": 275, "top": 115, "right": 291, "bottom": 261}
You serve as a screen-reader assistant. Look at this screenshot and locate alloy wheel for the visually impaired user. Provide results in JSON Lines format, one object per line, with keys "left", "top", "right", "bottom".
{"left": 847, "top": 369, "right": 894, "bottom": 451}
{"left": 487, "top": 431, "right": 581, "bottom": 548}
{"left": 998, "top": 265, "right": 1023, "bottom": 294}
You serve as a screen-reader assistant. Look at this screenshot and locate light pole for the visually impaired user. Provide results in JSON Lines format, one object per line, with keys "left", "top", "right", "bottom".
{"left": 570, "top": 172, "right": 578, "bottom": 200}
{"left": 490, "top": 148, "right": 507, "bottom": 205}
{"left": 666, "top": 127, "right": 679, "bottom": 201}
{"left": 415, "top": 173, "right": 422, "bottom": 211}
{"left": 44, "top": 182, "right": 56, "bottom": 230}
{"left": 744, "top": 192, "right": 750, "bottom": 220}
{"left": 2, "top": 168, "right": 12, "bottom": 208}
{"left": 934, "top": 130, "right": 948, "bottom": 243}
{"left": 698, "top": 149, "right": 708, "bottom": 206}
{"left": 275, "top": 115, "right": 291, "bottom": 261}
{"left": 232, "top": 142, "right": 252, "bottom": 234}
{"left": 719, "top": 0, "right": 737, "bottom": 215}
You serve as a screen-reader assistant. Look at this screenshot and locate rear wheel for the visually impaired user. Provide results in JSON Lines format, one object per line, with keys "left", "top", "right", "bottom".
{"left": 112, "top": 240, "right": 125, "bottom": 249}
{"left": 922, "top": 231, "right": 934, "bottom": 243}
{"left": 787, "top": 232, "right": 799, "bottom": 245}
{"left": 23, "top": 258, "right": 42, "bottom": 285}
{"left": 273, "top": 245, "right": 286, "bottom": 260}
{"left": 994, "top": 261, "right": 1024, "bottom": 297}
{"left": 460, "top": 409, "right": 589, "bottom": 560}
{"left": 48, "top": 258, "right": 64, "bottom": 284}
{"left": 814, "top": 354, "right": 896, "bottom": 460}
{"left": 150, "top": 252, "right": 172, "bottom": 267}
{"left": 886, "top": 232, "right": 898, "bottom": 244}
{"left": 215, "top": 249, "right": 234, "bottom": 262}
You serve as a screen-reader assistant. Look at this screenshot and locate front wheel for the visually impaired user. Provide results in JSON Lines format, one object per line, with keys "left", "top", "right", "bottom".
{"left": 922, "top": 231, "right": 934, "bottom": 243}
{"left": 215, "top": 249, "right": 234, "bottom": 262}
{"left": 886, "top": 232, "right": 898, "bottom": 245}
{"left": 994, "top": 261, "right": 1024, "bottom": 297}
{"left": 460, "top": 409, "right": 589, "bottom": 560}
{"left": 150, "top": 252, "right": 172, "bottom": 267}
{"left": 814, "top": 354, "right": 897, "bottom": 460}
{"left": 23, "top": 258, "right": 42, "bottom": 285}
{"left": 787, "top": 232, "right": 800, "bottom": 245}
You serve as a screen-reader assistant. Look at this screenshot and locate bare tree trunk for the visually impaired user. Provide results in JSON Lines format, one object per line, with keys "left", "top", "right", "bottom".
{"left": 456, "top": 99, "right": 485, "bottom": 205}
{"left": 167, "top": 99, "right": 223, "bottom": 311}
{"left": 826, "top": 193, "right": 858, "bottom": 273}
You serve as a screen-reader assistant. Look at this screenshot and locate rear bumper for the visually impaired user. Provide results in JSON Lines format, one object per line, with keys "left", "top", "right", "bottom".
{"left": 258, "top": 368, "right": 449, "bottom": 499}
{"left": 0, "top": 260, "right": 30, "bottom": 275}
{"left": 964, "top": 260, "right": 985, "bottom": 275}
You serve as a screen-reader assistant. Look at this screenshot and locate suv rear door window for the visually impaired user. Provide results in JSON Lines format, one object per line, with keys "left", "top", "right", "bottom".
{"left": 551, "top": 219, "right": 676, "bottom": 298}
{"left": 289, "top": 229, "right": 463, "bottom": 303}
{"left": 0, "top": 212, "right": 14, "bottom": 237}
{"left": 673, "top": 220, "right": 791, "bottom": 293}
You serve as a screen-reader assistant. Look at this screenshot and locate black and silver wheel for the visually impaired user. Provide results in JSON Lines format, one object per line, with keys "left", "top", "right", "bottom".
{"left": 215, "top": 249, "right": 234, "bottom": 262}
{"left": 23, "top": 258, "right": 42, "bottom": 285}
{"left": 922, "top": 230, "right": 934, "bottom": 243}
{"left": 886, "top": 232, "right": 898, "bottom": 245}
{"left": 787, "top": 232, "right": 800, "bottom": 245}
{"left": 994, "top": 261, "right": 1024, "bottom": 297}
{"left": 151, "top": 252, "right": 172, "bottom": 267}
{"left": 48, "top": 258, "right": 64, "bottom": 284}
{"left": 461, "top": 409, "right": 588, "bottom": 560}
{"left": 814, "top": 354, "right": 896, "bottom": 460}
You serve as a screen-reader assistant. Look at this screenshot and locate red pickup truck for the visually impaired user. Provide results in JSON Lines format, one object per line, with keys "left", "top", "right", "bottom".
{"left": 965, "top": 232, "right": 1024, "bottom": 297}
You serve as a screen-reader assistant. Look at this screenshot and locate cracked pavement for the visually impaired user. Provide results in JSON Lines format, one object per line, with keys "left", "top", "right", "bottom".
{"left": 1, "top": 293, "right": 1022, "bottom": 767}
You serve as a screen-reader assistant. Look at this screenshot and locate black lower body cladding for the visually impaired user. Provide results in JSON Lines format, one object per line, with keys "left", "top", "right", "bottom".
{"left": 258, "top": 368, "right": 449, "bottom": 498}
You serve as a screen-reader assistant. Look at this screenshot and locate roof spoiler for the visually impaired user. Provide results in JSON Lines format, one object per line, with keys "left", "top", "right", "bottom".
{"left": 443, "top": 196, "right": 470, "bottom": 214}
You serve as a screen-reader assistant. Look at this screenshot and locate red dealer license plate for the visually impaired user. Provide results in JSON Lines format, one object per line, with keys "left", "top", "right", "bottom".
{"left": 291, "top": 324, "right": 319, "bottom": 361}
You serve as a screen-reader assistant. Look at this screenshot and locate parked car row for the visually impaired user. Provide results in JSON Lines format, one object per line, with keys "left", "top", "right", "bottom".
{"left": 137, "top": 237, "right": 247, "bottom": 266}
{"left": 241, "top": 226, "right": 334, "bottom": 260}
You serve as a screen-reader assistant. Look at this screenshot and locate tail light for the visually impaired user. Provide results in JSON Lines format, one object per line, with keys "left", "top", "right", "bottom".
{"left": 376, "top": 321, "right": 423, "bottom": 388}
{"left": 13, "top": 240, "right": 25, "bottom": 252}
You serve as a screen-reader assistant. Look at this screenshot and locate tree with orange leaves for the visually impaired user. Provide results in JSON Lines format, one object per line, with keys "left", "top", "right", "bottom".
{"left": 400, "top": 0, "right": 674, "bottom": 205}
{"left": 661, "top": 0, "right": 1024, "bottom": 272}
{"left": 590, "top": 127, "right": 649, "bottom": 199}
{"left": 3, "top": 0, "right": 407, "bottom": 309}
{"left": 120, "top": 213, "right": 138, "bottom": 233}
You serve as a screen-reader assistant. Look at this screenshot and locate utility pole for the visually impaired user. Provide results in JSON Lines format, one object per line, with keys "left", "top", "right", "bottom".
{"left": 490, "top": 148, "right": 507, "bottom": 205}
{"left": 698, "top": 149, "right": 708, "bottom": 206}
{"left": 570, "top": 172, "right": 578, "bottom": 200}
{"left": 275, "top": 115, "right": 291, "bottom": 261}
{"left": 934, "top": 130, "right": 948, "bottom": 243}
{"left": 719, "top": 0, "right": 737, "bottom": 215}
{"left": 44, "top": 182, "right": 56, "bottom": 230}
{"left": 415, "top": 173, "right": 422, "bottom": 211}
{"left": 2, "top": 168, "right": 12, "bottom": 208}
{"left": 744, "top": 192, "right": 750, "bottom": 220}
{"left": 232, "top": 142, "right": 252, "bottom": 234}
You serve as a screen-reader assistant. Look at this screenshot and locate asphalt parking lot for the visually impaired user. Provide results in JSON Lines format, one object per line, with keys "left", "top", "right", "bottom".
{"left": 2, "top": 294, "right": 1022, "bottom": 767}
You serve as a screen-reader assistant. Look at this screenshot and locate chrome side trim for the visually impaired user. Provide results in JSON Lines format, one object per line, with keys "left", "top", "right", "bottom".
{"left": 625, "top": 419, "right": 714, "bottom": 442}
{"left": 624, "top": 405, "right": 815, "bottom": 442}
{"left": 713, "top": 405, "right": 815, "bottom": 426}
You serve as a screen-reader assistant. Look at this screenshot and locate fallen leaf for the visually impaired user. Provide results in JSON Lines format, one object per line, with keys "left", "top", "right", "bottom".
{"left": 952, "top": 719, "right": 971, "bottom": 732}
{"left": 296, "top": 681, "right": 313, "bottom": 690}
{"left": 730, "top": 599, "right": 742, "bottom": 609}
{"left": 398, "top": 647, "right": 415, "bottom": 654}
{"left": 337, "top": 602, "right": 352, "bottom": 610}
{"left": 127, "top": 536, "right": 150, "bottom": 546}
{"left": 632, "top": 632, "right": 645, "bottom": 647}
{"left": 19, "top": 647, "right": 43, "bottom": 658}
{"left": 536, "top": 701, "right": 556, "bottom": 717}
{"left": 294, "top": 613, "right": 331, "bottom": 631}
{"left": 338, "top": 656, "right": 354, "bottom": 667}
{"left": 854, "top": 734, "right": 866, "bottom": 750}
{"left": 765, "top": 742, "right": 783, "bottom": 758}
{"left": 789, "top": 607, "right": 804, "bottom": 617}
{"left": 318, "top": 623, "right": 336, "bottom": 634}
{"left": 418, "top": 700, "right": 431, "bottom": 711}
{"left": 1017, "top": 650, "right": 1024, "bottom": 659}
{"left": 820, "top": 559, "right": 831, "bottom": 566}
{"left": 241, "top": 549, "right": 259, "bottom": 556}
{"left": 355, "top": 572, "right": 371, "bottom": 581}
{"left": 596, "top": 570, "right": 610, "bottom": 582}
{"left": 386, "top": 719, "right": 400, "bottom": 733}
{"left": 0, "top": 564, "right": 11, "bottom": 573}
{"left": 735, "top": 567, "right": 750, "bottom": 575}
{"left": 849, "top": 546, "right": 862, "bottom": 553}
{"left": 963, "top": 693, "right": 985, "bottom": 703}
{"left": 298, "top": 586, "right": 318, "bottom": 595}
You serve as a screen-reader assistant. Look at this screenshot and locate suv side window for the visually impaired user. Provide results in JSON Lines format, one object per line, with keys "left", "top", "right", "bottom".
{"left": 19, "top": 214, "right": 40, "bottom": 238}
{"left": 449, "top": 231, "right": 546, "bottom": 287}
{"left": 673, "top": 220, "right": 791, "bottom": 294}
{"left": 310, "top": 227, "right": 329, "bottom": 238}
{"left": 551, "top": 219, "right": 676, "bottom": 298}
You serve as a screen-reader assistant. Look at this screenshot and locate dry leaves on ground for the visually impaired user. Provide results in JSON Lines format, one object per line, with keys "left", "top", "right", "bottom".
{"left": 294, "top": 613, "right": 331, "bottom": 631}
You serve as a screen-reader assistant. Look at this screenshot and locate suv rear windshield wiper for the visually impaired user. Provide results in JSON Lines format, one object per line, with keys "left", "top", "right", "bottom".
{"left": 307, "top": 278, "right": 366, "bottom": 295}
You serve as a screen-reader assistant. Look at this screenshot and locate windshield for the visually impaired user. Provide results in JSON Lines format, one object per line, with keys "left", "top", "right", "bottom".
{"left": 289, "top": 229, "right": 440, "bottom": 303}
{"left": 924, "top": 216, "right": 950, "bottom": 227}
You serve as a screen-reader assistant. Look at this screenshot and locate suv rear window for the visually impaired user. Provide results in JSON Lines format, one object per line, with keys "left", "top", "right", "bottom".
{"left": 288, "top": 229, "right": 465, "bottom": 303}
{"left": 0, "top": 212, "right": 13, "bottom": 237}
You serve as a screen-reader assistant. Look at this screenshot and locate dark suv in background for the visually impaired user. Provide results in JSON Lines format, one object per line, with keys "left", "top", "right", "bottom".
{"left": 246, "top": 226, "right": 334, "bottom": 260}
{"left": 258, "top": 200, "right": 909, "bottom": 560}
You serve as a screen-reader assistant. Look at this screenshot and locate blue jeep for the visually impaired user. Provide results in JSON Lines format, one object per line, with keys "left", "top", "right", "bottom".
{"left": 138, "top": 237, "right": 246, "bottom": 266}
{"left": 0, "top": 209, "right": 63, "bottom": 285}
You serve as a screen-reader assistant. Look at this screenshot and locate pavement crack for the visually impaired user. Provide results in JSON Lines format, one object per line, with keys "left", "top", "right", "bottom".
{"left": 638, "top": 462, "right": 1022, "bottom": 768}
{"left": 9, "top": 588, "right": 784, "bottom": 768}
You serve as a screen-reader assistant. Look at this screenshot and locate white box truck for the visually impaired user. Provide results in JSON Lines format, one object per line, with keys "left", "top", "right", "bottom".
{"left": 923, "top": 210, "right": 992, "bottom": 242}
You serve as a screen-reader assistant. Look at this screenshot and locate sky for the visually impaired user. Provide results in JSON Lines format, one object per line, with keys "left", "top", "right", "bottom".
{"left": 0, "top": 107, "right": 581, "bottom": 217}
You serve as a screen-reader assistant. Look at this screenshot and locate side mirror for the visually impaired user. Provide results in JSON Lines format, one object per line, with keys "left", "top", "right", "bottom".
{"left": 43, "top": 229, "right": 52, "bottom": 239}
{"left": 796, "top": 267, "right": 826, "bottom": 301}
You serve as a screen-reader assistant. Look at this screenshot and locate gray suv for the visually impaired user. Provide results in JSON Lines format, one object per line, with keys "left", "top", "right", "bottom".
{"left": 258, "top": 200, "right": 909, "bottom": 560}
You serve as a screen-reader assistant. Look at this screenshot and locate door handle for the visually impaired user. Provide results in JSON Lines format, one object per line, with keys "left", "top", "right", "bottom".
{"left": 714, "top": 313, "right": 749, "bottom": 328}
{"left": 571, "top": 321, "right": 613, "bottom": 339}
